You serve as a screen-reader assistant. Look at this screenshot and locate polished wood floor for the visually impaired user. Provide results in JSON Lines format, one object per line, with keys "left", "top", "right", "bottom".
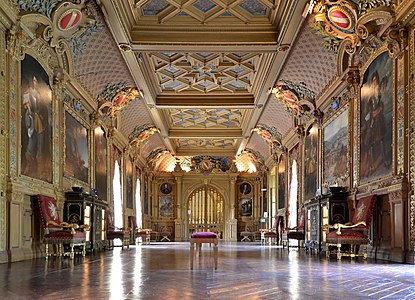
{"left": 0, "top": 242, "right": 414, "bottom": 299}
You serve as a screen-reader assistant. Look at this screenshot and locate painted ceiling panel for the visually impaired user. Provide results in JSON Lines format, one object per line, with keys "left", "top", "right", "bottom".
{"left": 246, "top": 132, "right": 271, "bottom": 161}
{"left": 257, "top": 94, "right": 293, "bottom": 137}
{"left": 73, "top": 11, "right": 135, "bottom": 98}
{"left": 277, "top": 18, "right": 337, "bottom": 96}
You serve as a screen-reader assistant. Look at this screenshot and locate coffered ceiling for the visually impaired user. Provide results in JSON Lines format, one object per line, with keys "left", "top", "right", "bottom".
{"left": 97, "top": 0, "right": 316, "bottom": 161}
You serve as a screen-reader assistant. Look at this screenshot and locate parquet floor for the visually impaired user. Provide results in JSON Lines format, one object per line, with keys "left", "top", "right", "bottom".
{"left": 0, "top": 242, "right": 414, "bottom": 299}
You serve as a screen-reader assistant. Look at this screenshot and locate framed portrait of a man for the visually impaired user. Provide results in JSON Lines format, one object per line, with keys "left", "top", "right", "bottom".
{"left": 64, "top": 111, "right": 88, "bottom": 183}
{"left": 21, "top": 55, "right": 53, "bottom": 182}
{"left": 278, "top": 157, "right": 286, "bottom": 209}
{"left": 360, "top": 51, "right": 393, "bottom": 183}
{"left": 95, "top": 126, "right": 107, "bottom": 200}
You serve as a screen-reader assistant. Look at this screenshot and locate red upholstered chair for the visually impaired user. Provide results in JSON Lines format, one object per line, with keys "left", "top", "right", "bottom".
{"left": 106, "top": 211, "right": 130, "bottom": 249}
{"left": 128, "top": 216, "right": 151, "bottom": 245}
{"left": 37, "top": 194, "right": 87, "bottom": 259}
{"left": 261, "top": 216, "right": 282, "bottom": 245}
{"left": 283, "top": 209, "right": 305, "bottom": 250}
{"left": 326, "top": 195, "right": 377, "bottom": 260}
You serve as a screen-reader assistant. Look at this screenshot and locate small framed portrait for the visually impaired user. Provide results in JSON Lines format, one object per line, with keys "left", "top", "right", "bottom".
{"left": 240, "top": 198, "right": 252, "bottom": 216}
{"left": 240, "top": 182, "right": 252, "bottom": 195}
{"left": 160, "top": 182, "right": 172, "bottom": 194}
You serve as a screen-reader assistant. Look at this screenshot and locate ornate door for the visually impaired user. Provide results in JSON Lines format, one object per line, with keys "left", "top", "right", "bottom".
{"left": 188, "top": 186, "right": 224, "bottom": 238}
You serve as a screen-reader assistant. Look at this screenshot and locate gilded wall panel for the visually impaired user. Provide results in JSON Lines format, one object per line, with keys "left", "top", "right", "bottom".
{"left": 409, "top": 28, "right": 415, "bottom": 248}
{"left": 0, "top": 27, "right": 6, "bottom": 252}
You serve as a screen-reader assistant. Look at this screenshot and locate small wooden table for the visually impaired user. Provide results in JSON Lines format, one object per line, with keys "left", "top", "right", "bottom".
{"left": 190, "top": 232, "right": 218, "bottom": 270}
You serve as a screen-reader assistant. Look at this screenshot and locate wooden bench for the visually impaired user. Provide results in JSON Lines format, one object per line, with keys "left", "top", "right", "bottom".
{"left": 190, "top": 232, "right": 218, "bottom": 270}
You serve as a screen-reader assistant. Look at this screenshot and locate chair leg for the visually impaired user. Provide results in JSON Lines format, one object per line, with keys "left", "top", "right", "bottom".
{"left": 214, "top": 244, "right": 218, "bottom": 270}
{"left": 82, "top": 243, "right": 86, "bottom": 257}
{"left": 336, "top": 243, "right": 342, "bottom": 260}
{"left": 190, "top": 242, "right": 194, "bottom": 270}
{"left": 70, "top": 243, "right": 75, "bottom": 259}
{"left": 363, "top": 245, "right": 368, "bottom": 259}
{"left": 45, "top": 244, "right": 49, "bottom": 260}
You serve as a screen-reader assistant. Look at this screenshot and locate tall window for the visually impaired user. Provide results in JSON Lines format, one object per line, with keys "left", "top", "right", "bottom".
{"left": 135, "top": 177, "right": 142, "bottom": 228}
{"left": 288, "top": 160, "right": 298, "bottom": 229}
{"left": 113, "top": 160, "right": 123, "bottom": 229}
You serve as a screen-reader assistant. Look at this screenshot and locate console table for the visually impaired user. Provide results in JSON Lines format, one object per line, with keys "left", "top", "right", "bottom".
{"left": 304, "top": 191, "right": 348, "bottom": 253}
{"left": 64, "top": 192, "right": 108, "bottom": 251}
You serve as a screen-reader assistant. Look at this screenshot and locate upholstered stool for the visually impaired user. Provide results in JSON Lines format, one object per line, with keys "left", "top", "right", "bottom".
{"left": 190, "top": 232, "right": 218, "bottom": 270}
{"left": 240, "top": 231, "right": 253, "bottom": 242}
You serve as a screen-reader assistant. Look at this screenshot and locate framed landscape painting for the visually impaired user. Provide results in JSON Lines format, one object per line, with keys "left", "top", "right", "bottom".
{"left": 323, "top": 107, "right": 349, "bottom": 186}
{"left": 65, "top": 111, "right": 88, "bottom": 183}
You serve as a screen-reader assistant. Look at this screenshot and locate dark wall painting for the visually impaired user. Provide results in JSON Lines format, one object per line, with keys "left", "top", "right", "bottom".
{"left": 64, "top": 111, "right": 88, "bottom": 182}
{"left": 126, "top": 156, "right": 133, "bottom": 209}
{"left": 278, "top": 157, "right": 286, "bottom": 209}
{"left": 21, "top": 55, "right": 53, "bottom": 182}
{"left": 324, "top": 108, "right": 349, "bottom": 185}
{"left": 304, "top": 123, "right": 318, "bottom": 200}
{"left": 95, "top": 127, "right": 107, "bottom": 200}
{"left": 360, "top": 51, "right": 393, "bottom": 183}
{"left": 239, "top": 198, "right": 252, "bottom": 216}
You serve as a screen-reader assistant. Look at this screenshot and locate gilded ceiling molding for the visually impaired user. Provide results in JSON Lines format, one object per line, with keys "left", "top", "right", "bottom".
{"left": 97, "top": 82, "right": 142, "bottom": 129}
{"left": 242, "top": 148, "right": 264, "bottom": 166}
{"left": 309, "top": 0, "right": 395, "bottom": 54}
{"left": 252, "top": 124, "right": 286, "bottom": 160}
{"left": 128, "top": 124, "right": 160, "bottom": 149}
{"left": 18, "top": 0, "right": 96, "bottom": 53}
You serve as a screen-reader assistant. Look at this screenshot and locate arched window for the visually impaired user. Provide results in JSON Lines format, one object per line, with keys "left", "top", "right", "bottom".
{"left": 288, "top": 160, "right": 298, "bottom": 229}
{"left": 113, "top": 160, "right": 123, "bottom": 229}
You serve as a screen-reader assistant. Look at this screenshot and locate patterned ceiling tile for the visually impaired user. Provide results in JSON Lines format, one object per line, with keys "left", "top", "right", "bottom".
{"left": 169, "top": 108, "right": 242, "bottom": 128}
{"left": 240, "top": 0, "right": 268, "bottom": 16}
{"left": 278, "top": 17, "right": 337, "bottom": 96}
{"left": 246, "top": 131, "right": 271, "bottom": 160}
{"left": 74, "top": 9, "right": 135, "bottom": 99}
{"left": 258, "top": 93, "right": 293, "bottom": 137}
{"left": 141, "top": 0, "right": 170, "bottom": 16}
{"left": 193, "top": 0, "right": 216, "bottom": 13}
{"left": 140, "top": 133, "right": 166, "bottom": 159}
{"left": 135, "top": 0, "right": 274, "bottom": 25}
{"left": 178, "top": 139, "right": 236, "bottom": 148}
{"left": 146, "top": 52, "right": 262, "bottom": 94}
{"left": 119, "top": 100, "right": 155, "bottom": 136}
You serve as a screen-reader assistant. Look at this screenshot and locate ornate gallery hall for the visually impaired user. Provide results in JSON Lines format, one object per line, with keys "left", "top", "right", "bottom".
{"left": 1, "top": 0, "right": 415, "bottom": 299}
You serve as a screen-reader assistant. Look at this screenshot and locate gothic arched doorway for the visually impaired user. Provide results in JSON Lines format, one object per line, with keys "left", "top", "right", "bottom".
{"left": 187, "top": 186, "right": 224, "bottom": 239}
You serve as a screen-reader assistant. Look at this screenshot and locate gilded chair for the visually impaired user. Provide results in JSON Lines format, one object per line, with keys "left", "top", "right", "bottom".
{"left": 106, "top": 211, "right": 130, "bottom": 249}
{"left": 37, "top": 194, "right": 87, "bottom": 259}
{"left": 326, "top": 195, "right": 377, "bottom": 260}
{"left": 283, "top": 209, "right": 305, "bottom": 250}
{"left": 128, "top": 216, "right": 151, "bottom": 244}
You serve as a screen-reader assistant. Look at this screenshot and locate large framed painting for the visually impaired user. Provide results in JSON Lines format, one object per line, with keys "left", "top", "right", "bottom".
{"left": 323, "top": 107, "right": 349, "bottom": 186}
{"left": 278, "top": 157, "right": 286, "bottom": 209}
{"left": 360, "top": 51, "right": 393, "bottom": 183}
{"left": 144, "top": 175, "right": 148, "bottom": 215}
{"left": 64, "top": 111, "right": 88, "bottom": 183}
{"left": 21, "top": 54, "right": 53, "bottom": 182}
{"left": 160, "top": 196, "right": 174, "bottom": 217}
{"left": 239, "top": 198, "right": 252, "bottom": 216}
{"left": 126, "top": 156, "right": 133, "bottom": 209}
{"left": 304, "top": 123, "right": 319, "bottom": 200}
{"left": 95, "top": 127, "right": 107, "bottom": 200}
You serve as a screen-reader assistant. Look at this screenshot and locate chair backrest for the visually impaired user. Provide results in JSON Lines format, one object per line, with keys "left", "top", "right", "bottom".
{"left": 272, "top": 215, "right": 282, "bottom": 229}
{"left": 298, "top": 209, "right": 306, "bottom": 230}
{"left": 128, "top": 216, "right": 137, "bottom": 229}
{"left": 37, "top": 194, "right": 61, "bottom": 230}
{"left": 105, "top": 210, "right": 115, "bottom": 230}
{"left": 352, "top": 194, "right": 377, "bottom": 226}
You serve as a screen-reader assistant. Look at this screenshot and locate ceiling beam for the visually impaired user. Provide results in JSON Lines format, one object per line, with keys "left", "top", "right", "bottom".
{"left": 168, "top": 129, "right": 242, "bottom": 139}
{"left": 156, "top": 95, "right": 255, "bottom": 108}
